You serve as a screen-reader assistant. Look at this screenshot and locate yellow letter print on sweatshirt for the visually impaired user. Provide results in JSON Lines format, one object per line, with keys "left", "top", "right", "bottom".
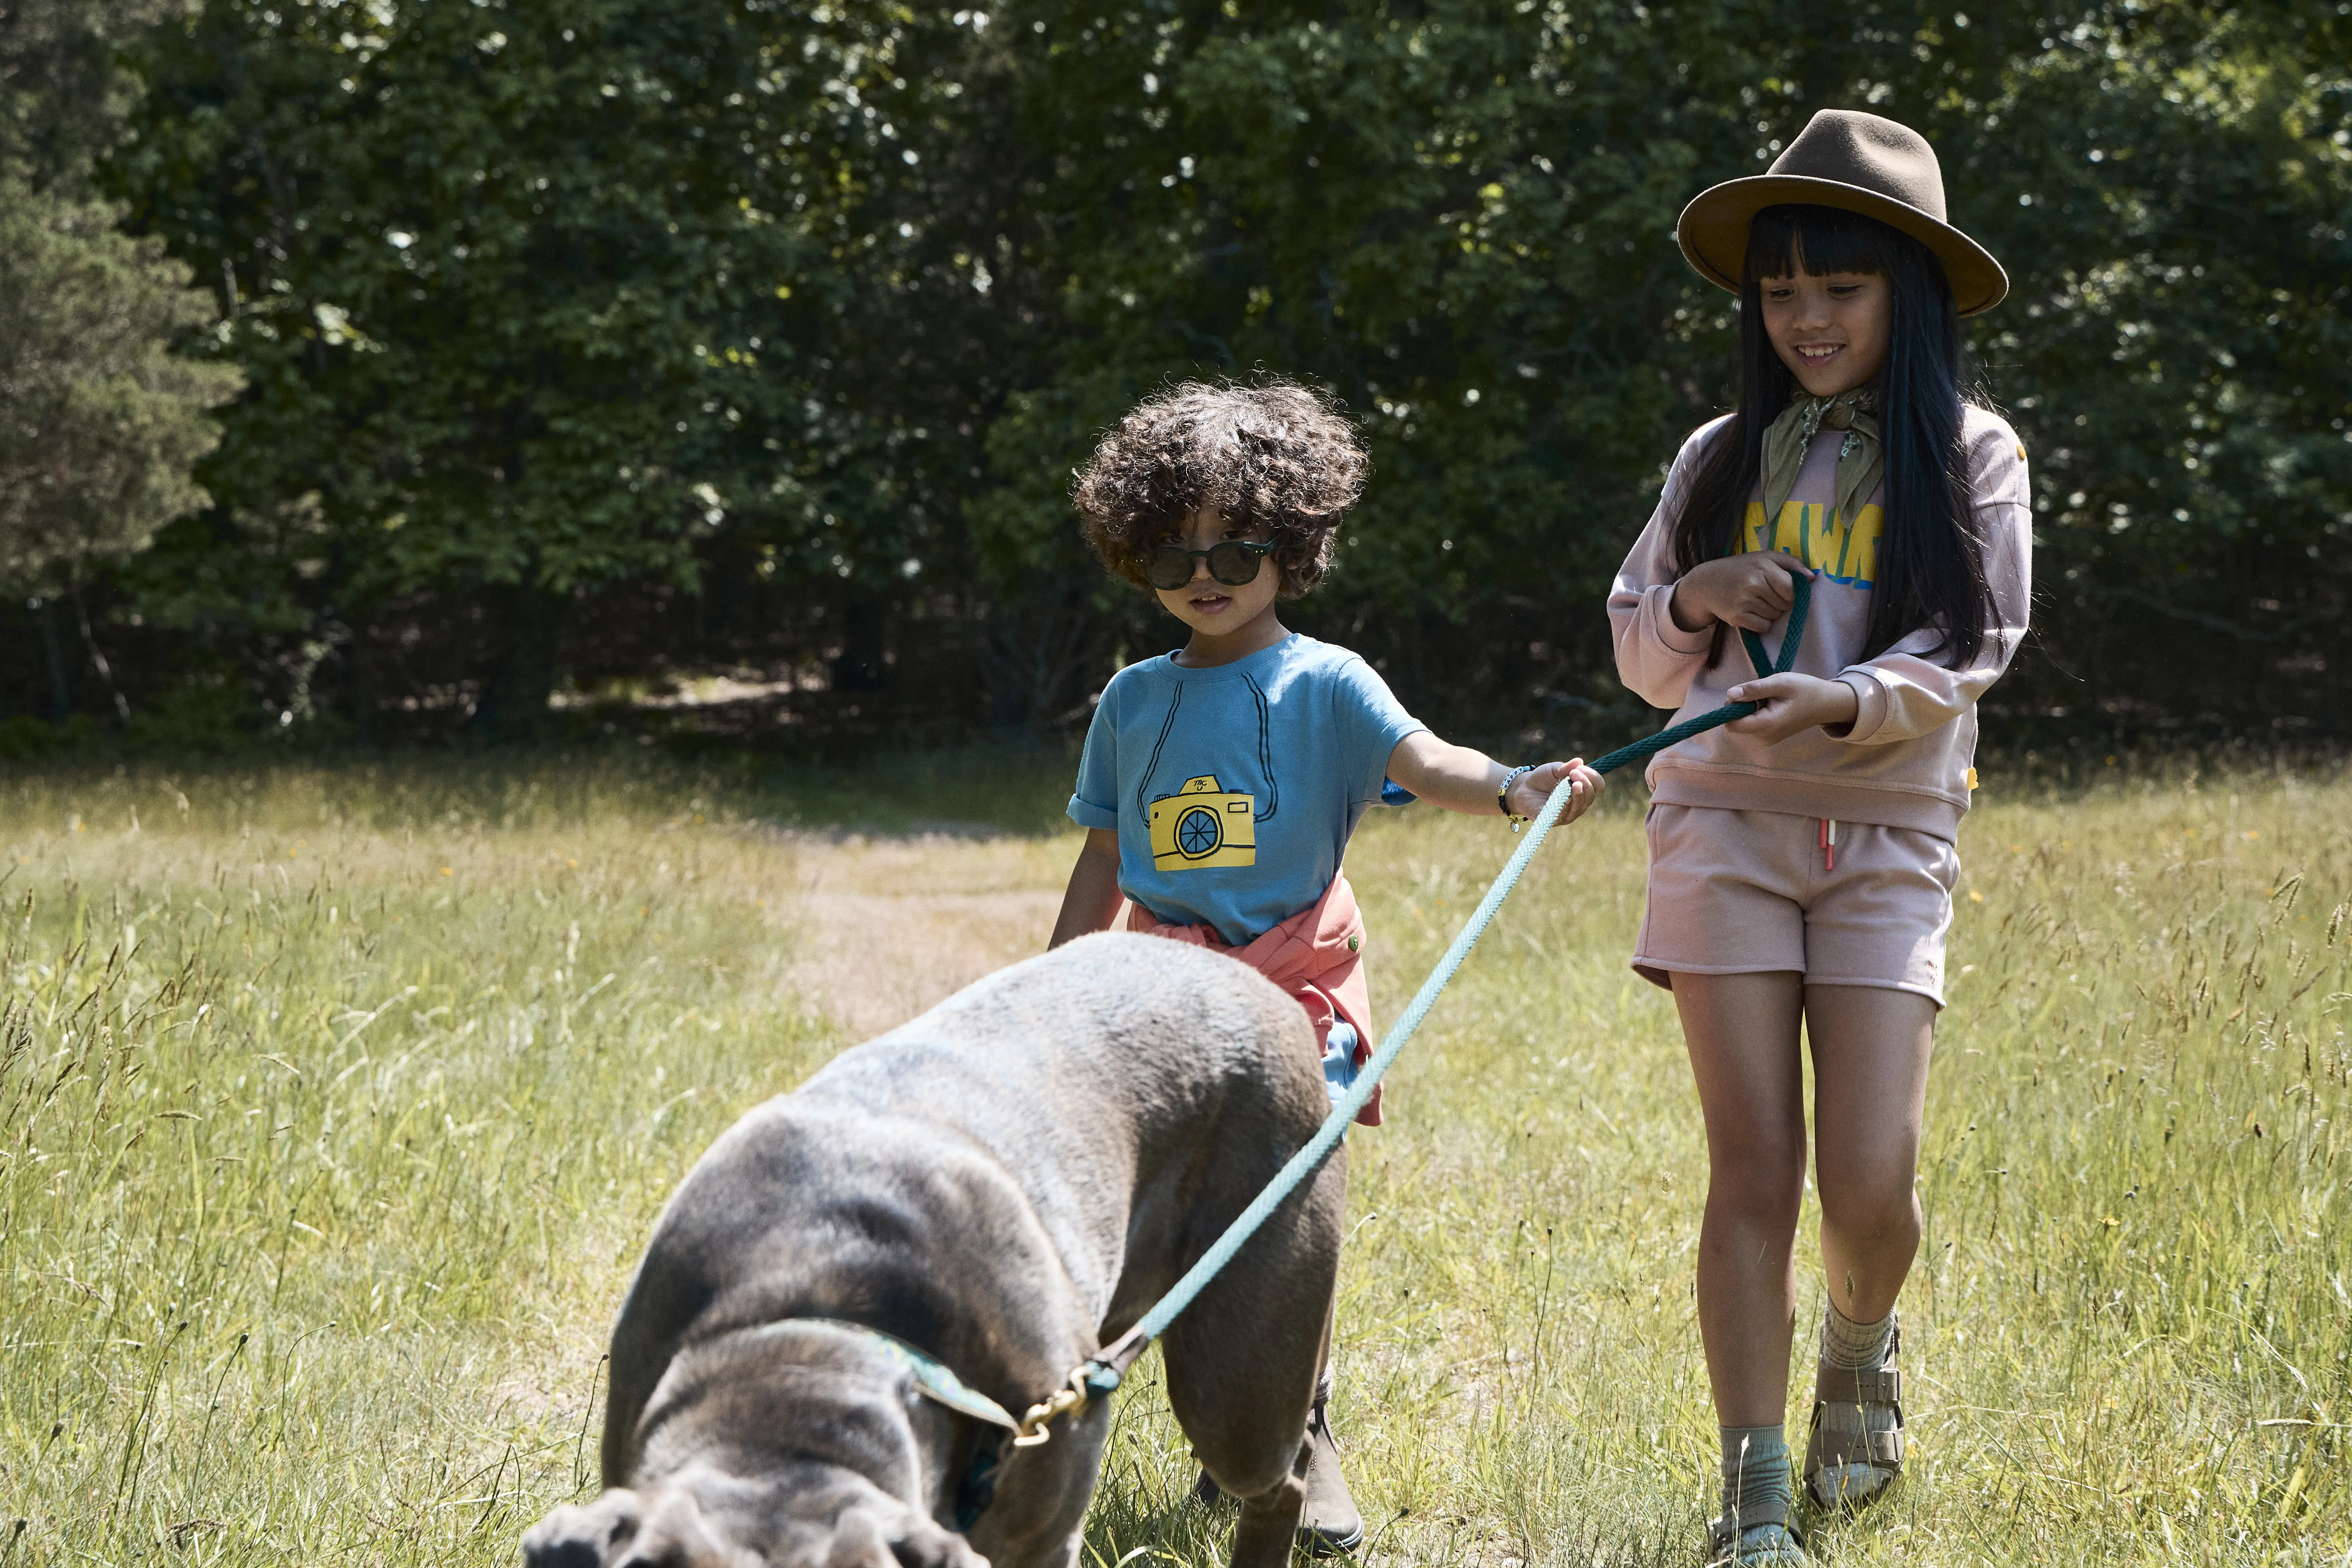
{"left": 1742, "top": 500, "right": 1884, "bottom": 587}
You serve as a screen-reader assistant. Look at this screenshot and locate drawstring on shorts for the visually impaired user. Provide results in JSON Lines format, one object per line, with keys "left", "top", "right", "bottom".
{"left": 1819, "top": 817, "right": 1837, "bottom": 872}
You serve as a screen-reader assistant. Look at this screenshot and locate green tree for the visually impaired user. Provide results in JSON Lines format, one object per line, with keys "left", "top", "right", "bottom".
{"left": 971, "top": 0, "right": 2352, "bottom": 738}
{"left": 0, "top": 0, "right": 240, "bottom": 720}
{"left": 111, "top": 0, "right": 1063, "bottom": 736}
{"left": 81, "top": 0, "right": 2352, "bottom": 744}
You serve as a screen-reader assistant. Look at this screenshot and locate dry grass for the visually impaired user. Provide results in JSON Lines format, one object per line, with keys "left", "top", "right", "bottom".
{"left": 1, "top": 753, "right": 2345, "bottom": 1566}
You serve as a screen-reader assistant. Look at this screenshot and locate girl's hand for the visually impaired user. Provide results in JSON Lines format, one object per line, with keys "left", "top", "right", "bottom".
{"left": 1669, "top": 554, "right": 1813, "bottom": 634}
{"left": 1507, "top": 759, "right": 1606, "bottom": 826}
{"left": 1724, "top": 673, "right": 1860, "bottom": 744}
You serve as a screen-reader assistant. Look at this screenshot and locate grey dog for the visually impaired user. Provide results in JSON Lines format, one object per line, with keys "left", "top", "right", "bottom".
{"left": 520, "top": 931, "right": 1345, "bottom": 1568}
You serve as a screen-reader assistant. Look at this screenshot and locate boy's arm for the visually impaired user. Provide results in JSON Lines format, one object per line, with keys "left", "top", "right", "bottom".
{"left": 1385, "top": 733, "right": 1604, "bottom": 825}
{"left": 1049, "top": 828, "right": 1126, "bottom": 948}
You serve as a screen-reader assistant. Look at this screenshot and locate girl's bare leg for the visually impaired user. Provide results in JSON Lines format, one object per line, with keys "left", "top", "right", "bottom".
{"left": 1673, "top": 970, "right": 1809, "bottom": 1427}
{"left": 1803, "top": 984, "right": 1936, "bottom": 1322}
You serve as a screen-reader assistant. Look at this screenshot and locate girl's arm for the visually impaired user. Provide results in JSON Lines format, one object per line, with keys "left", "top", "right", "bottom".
{"left": 1385, "top": 733, "right": 1605, "bottom": 825}
{"left": 1610, "top": 423, "right": 1729, "bottom": 709}
{"left": 1049, "top": 828, "right": 1125, "bottom": 948}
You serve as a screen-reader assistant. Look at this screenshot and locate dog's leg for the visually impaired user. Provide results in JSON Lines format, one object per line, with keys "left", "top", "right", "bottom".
{"left": 1160, "top": 1153, "right": 1344, "bottom": 1568}
{"left": 1226, "top": 1438, "right": 1312, "bottom": 1568}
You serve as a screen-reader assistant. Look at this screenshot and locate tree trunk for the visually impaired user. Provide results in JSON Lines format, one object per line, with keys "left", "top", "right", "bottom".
{"left": 467, "top": 580, "right": 568, "bottom": 741}
{"left": 333, "top": 613, "right": 375, "bottom": 747}
{"left": 35, "top": 598, "right": 72, "bottom": 723}
{"left": 70, "top": 581, "right": 131, "bottom": 724}
{"left": 829, "top": 593, "right": 891, "bottom": 693}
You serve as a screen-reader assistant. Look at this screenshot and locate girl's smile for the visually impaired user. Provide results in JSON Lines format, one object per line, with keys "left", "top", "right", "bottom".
{"left": 1759, "top": 270, "right": 1891, "bottom": 398}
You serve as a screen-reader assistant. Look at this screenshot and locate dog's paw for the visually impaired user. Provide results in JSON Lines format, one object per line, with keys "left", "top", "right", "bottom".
{"left": 521, "top": 1486, "right": 745, "bottom": 1568}
{"left": 522, "top": 1490, "right": 643, "bottom": 1567}
{"left": 880, "top": 1518, "right": 989, "bottom": 1568}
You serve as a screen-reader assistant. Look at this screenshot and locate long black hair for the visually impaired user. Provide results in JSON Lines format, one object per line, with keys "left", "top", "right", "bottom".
{"left": 1673, "top": 204, "right": 1992, "bottom": 668}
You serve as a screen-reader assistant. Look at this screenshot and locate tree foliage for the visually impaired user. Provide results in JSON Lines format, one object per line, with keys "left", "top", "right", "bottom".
{"left": 969, "top": 0, "right": 2352, "bottom": 733}
{"left": 0, "top": 0, "right": 239, "bottom": 597}
{"left": 39, "top": 0, "right": 2352, "bottom": 743}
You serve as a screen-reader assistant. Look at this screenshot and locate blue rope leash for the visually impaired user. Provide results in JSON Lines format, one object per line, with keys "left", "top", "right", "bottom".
{"left": 1070, "top": 579, "right": 1813, "bottom": 1403}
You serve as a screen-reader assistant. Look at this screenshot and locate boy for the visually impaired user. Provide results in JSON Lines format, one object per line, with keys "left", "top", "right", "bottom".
{"left": 1049, "top": 378, "right": 1603, "bottom": 1550}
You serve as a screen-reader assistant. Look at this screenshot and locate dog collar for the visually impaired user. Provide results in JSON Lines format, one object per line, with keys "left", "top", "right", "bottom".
{"left": 746, "top": 1319, "right": 1024, "bottom": 1433}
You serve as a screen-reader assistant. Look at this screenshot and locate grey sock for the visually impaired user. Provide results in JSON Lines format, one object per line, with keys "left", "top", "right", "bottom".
{"left": 1719, "top": 1423, "right": 1792, "bottom": 1524}
{"left": 1820, "top": 1304, "right": 1895, "bottom": 1369}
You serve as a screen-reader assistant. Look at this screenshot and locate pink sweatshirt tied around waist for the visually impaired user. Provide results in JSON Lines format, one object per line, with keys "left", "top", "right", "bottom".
{"left": 1125, "top": 870, "right": 1382, "bottom": 1127}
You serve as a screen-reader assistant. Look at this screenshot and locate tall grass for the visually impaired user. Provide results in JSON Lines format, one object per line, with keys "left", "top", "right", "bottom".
{"left": 1, "top": 754, "right": 2344, "bottom": 1565}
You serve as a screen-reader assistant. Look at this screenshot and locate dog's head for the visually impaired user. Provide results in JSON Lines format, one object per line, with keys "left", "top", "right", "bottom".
{"left": 521, "top": 1326, "right": 993, "bottom": 1568}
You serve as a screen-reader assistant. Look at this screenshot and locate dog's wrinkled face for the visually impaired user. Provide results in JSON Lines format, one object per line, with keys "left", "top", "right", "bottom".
{"left": 521, "top": 1328, "right": 990, "bottom": 1568}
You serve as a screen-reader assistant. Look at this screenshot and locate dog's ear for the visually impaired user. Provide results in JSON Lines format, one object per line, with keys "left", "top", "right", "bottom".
{"left": 520, "top": 1489, "right": 643, "bottom": 1567}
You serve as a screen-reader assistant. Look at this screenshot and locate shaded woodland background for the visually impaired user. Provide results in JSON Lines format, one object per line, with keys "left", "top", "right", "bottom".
{"left": 3, "top": 0, "right": 2348, "bottom": 758}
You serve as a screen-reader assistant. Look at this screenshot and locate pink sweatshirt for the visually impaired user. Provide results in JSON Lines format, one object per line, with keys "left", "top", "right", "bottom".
{"left": 1125, "top": 868, "right": 1383, "bottom": 1127}
{"left": 1609, "top": 405, "right": 2032, "bottom": 841}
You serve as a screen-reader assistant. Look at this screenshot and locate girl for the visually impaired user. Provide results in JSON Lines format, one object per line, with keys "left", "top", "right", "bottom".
{"left": 1608, "top": 111, "right": 2030, "bottom": 1566}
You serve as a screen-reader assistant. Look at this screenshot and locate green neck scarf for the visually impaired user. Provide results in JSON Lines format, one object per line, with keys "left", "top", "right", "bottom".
{"left": 1759, "top": 388, "right": 1881, "bottom": 541}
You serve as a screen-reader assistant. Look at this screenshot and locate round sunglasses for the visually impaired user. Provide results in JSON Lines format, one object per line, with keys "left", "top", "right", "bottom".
{"left": 1145, "top": 538, "right": 1278, "bottom": 591}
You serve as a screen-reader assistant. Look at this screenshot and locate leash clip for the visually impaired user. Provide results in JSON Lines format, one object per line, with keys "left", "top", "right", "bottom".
{"left": 1011, "top": 1379, "right": 1087, "bottom": 1447}
{"left": 1010, "top": 1357, "right": 1128, "bottom": 1448}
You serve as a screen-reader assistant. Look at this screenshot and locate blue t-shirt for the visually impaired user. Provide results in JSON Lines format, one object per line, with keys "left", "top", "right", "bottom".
{"left": 1067, "top": 635, "right": 1427, "bottom": 945}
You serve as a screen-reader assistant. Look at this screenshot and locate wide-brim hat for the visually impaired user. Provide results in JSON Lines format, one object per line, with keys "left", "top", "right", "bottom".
{"left": 1677, "top": 109, "right": 2008, "bottom": 317}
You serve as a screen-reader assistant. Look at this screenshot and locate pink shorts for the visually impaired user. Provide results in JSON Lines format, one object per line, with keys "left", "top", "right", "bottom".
{"left": 1633, "top": 804, "right": 1959, "bottom": 1006}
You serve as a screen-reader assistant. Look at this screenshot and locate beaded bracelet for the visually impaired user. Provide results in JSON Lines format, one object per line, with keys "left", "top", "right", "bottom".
{"left": 1497, "top": 764, "right": 1536, "bottom": 833}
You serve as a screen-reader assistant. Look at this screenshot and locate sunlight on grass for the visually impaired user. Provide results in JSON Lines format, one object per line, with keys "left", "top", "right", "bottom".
{"left": 2, "top": 754, "right": 2345, "bottom": 1565}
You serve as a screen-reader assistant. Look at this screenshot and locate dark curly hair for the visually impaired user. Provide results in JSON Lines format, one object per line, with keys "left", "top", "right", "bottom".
{"left": 1072, "top": 379, "right": 1367, "bottom": 599}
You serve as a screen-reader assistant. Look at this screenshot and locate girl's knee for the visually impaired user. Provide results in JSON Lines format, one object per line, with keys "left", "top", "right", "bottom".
{"left": 1709, "top": 1144, "right": 1807, "bottom": 1224}
{"left": 1818, "top": 1180, "right": 1920, "bottom": 1243}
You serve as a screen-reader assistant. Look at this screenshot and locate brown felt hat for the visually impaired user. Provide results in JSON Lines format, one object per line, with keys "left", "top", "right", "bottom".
{"left": 1677, "top": 109, "right": 2008, "bottom": 317}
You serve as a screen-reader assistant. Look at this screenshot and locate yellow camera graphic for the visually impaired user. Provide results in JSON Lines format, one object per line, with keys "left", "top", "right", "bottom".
{"left": 1148, "top": 775, "right": 1258, "bottom": 871}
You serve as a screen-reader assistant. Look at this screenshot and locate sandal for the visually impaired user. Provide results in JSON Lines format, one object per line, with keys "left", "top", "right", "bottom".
{"left": 1803, "top": 1316, "right": 1906, "bottom": 1512}
{"left": 1705, "top": 1499, "right": 1808, "bottom": 1566}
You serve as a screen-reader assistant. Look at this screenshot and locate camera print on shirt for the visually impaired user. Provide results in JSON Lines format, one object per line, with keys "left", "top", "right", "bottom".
{"left": 1134, "top": 673, "right": 1279, "bottom": 872}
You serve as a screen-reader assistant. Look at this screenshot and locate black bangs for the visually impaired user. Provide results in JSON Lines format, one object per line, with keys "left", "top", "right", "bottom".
{"left": 1743, "top": 204, "right": 1911, "bottom": 282}
{"left": 1671, "top": 201, "right": 1994, "bottom": 671}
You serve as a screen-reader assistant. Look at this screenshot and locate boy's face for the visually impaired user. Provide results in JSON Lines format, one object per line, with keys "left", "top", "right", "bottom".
{"left": 1153, "top": 506, "right": 1282, "bottom": 639}
{"left": 1758, "top": 269, "right": 1890, "bottom": 399}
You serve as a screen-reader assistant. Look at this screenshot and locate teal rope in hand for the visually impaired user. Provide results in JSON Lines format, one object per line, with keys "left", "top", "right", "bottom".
{"left": 1079, "top": 575, "right": 1813, "bottom": 1395}
{"left": 1588, "top": 571, "right": 1812, "bottom": 777}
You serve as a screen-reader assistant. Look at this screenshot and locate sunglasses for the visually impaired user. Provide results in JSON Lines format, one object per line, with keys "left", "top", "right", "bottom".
{"left": 1145, "top": 539, "right": 1278, "bottom": 591}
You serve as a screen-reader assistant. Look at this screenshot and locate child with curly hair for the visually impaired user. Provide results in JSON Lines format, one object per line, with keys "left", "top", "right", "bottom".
{"left": 1049, "top": 377, "right": 1604, "bottom": 1552}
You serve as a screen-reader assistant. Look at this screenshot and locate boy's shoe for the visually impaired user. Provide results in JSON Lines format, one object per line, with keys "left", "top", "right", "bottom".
{"left": 1704, "top": 1503, "right": 1809, "bottom": 1566}
{"left": 1803, "top": 1316, "right": 1906, "bottom": 1511}
{"left": 1187, "top": 1396, "right": 1362, "bottom": 1555}
{"left": 1298, "top": 1394, "right": 1363, "bottom": 1554}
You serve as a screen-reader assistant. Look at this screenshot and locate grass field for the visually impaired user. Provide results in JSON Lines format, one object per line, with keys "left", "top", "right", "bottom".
{"left": 1, "top": 752, "right": 2345, "bottom": 1566}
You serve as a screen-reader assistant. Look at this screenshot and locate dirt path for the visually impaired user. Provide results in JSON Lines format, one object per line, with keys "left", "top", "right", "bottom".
{"left": 776, "top": 831, "right": 1078, "bottom": 1040}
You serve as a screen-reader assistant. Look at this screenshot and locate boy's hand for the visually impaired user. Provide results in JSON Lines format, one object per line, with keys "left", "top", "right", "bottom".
{"left": 1670, "top": 553, "right": 1812, "bottom": 634}
{"left": 1724, "top": 672, "right": 1860, "bottom": 744}
{"left": 1507, "top": 759, "right": 1605, "bottom": 826}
